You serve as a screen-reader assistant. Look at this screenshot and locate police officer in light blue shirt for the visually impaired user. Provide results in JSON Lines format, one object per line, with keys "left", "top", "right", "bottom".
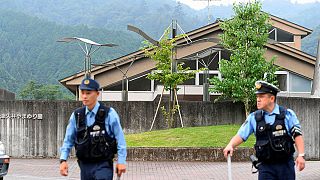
{"left": 59, "top": 78, "right": 127, "bottom": 180}
{"left": 223, "top": 81, "right": 305, "bottom": 180}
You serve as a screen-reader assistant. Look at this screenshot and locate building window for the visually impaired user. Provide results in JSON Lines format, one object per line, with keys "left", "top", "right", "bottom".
{"left": 129, "top": 75, "right": 151, "bottom": 91}
{"left": 198, "top": 53, "right": 220, "bottom": 70}
{"left": 199, "top": 73, "right": 218, "bottom": 85}
{"left": 269, "top": 27, "right": 294, "bottom": 42}
{"left": 269, "top": 28, "right": 276, "bottom": 40}
{"left": 276, "top": 72, "right": 288, "bottom": 91}
{"left": 106, "top": 83, "right": 122, "bottom": 91}
{"left": 182, "top": 75, "right": 196, "bottom": 85}
{"left": 178, "top": 59, "right": 196, "bottom": 70}
{"left": 289, "top": 73, "right": 311, "bottom": 92}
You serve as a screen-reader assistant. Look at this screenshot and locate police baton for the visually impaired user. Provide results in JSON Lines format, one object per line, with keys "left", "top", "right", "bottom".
{"left": 116, "top": 168, "right": 121, "bottom": 180}
{"left": 227, "top": 153, "right": 233, "bottom": 180}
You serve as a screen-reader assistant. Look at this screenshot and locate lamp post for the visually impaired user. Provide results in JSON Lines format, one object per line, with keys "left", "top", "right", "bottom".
{"left": 311, "top": 39, "right": 320, "bottom": 97}
{"left": 57, "top": 37, "right": 118, "bottom": 78}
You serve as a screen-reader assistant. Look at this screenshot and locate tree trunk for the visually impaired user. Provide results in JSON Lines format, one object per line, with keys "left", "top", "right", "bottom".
{"left": 244, "top": 98, "right": 250, "bottom": 118}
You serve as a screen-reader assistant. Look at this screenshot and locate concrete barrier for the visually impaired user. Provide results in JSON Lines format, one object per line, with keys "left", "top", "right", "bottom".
{"left": 0, "top": 97, "right": 319, "bottom": 160}
{"left": 127, "top": 147, "right": 254, "bottom": 162}
{"left": 0, "top": 89, "right": 15, "bottom": 100}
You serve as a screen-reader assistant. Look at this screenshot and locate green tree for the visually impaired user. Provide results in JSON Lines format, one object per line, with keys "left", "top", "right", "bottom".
{"left": 209, "top": 1, "right": 278, "bottom": 117}
{"left": 19, "top": 81, "right": 41, "bottom": 100}
{"left": 144, "top": 31, "right": 197, "bottom": 128}
{"left": 19, "top": 80, "right": 74, "bottom": 100}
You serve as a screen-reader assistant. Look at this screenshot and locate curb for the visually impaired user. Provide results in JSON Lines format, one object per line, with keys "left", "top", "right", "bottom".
{"left": 127, "top": 147, "right": 254, "bottom": 162}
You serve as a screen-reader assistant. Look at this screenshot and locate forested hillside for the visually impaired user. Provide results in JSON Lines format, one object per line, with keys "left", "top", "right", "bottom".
{"left": 0, "top": 10, "right": 141, "bottom": 93}
{"left": 0, "top": 0, "right": 208, "bottom": 38}
{"left": 302, "top": 25, "right": 320, "bottom": 56}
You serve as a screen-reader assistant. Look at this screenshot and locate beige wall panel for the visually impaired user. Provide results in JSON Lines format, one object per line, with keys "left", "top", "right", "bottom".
{"left": 65, "top": 76, "right": 83, "bottom": 85}
{"left": 95, "top": 58, "right": 156, "bottom": 88}
{"left": 294, "top": 35, "right": 302, "bottom": 50}
{"left": 176, "top": 32, "right": 221, "bottom": 59}
{"left": 265, "top": 48, "right": 314, "bottom": 79}
{"left": 270, "top": 20, "right": 308, "bottom": 36}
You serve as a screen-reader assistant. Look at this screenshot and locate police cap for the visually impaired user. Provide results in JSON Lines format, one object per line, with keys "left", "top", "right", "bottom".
{"left": 79, "top": 78, "right": 100, "bottom": 91}
{"left": 255, "top": 81, "right": 280, "bottom": 96}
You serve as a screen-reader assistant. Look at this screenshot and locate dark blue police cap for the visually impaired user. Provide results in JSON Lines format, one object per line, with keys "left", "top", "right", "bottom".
{"left": 255, "top": 81, "right": 280, "bottom": 96}
{"left": 79, "top": 78, "right": 100, "bottom": 91}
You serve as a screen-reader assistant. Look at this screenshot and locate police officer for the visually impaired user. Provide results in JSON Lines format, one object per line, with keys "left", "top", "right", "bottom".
{"left": 59, "top": 78, "right": 127, "bottom": 180}
{"left": 223, "top": 81, "right": 305, "bottom": 180}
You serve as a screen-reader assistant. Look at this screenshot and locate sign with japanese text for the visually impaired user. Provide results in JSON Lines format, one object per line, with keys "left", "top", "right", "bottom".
{"left": 0, "top": 113, "right": 43, "bottom": 120}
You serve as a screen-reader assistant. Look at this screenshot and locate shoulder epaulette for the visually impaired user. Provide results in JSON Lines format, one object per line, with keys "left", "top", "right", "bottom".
{"left": 254, "top": 110, "right": 264, "bottom": 122}
{"left": 74, "top": 106, "right": 86, "bottom": 128}
{"left": 277, "top": 106, "right": 287, "bottom": 120}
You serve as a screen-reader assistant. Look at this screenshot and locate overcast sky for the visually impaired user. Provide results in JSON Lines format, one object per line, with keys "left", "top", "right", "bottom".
{"left": 178, "top": 0, "right": 320, "bottom": 10}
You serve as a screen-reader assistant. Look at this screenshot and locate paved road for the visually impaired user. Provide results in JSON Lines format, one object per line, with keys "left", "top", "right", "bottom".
{"left": 4, "top": 158, "right": 320, "bottom": 180}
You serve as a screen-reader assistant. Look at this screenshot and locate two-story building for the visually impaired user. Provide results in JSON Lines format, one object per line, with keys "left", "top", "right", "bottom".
{"left": 59, "top": 14, "right": 316, "bottom": 101}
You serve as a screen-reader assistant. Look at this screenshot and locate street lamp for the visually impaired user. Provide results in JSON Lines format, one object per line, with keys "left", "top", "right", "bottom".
{"left": 57, "top": 37, "right": 118, "bottom": 78}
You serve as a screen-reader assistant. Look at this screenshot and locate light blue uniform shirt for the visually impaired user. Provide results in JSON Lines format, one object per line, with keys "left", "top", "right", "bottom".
{"left": 237, "top": 104, "right": 301, "bottom": 141}
{"left": 60, "top": 102, "right": 127, "bottom": 164}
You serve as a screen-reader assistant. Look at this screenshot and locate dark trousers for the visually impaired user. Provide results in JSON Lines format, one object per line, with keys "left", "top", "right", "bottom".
{"left": 258, "top": 159, "right": 295, "bottom": 180}
{"left": 78, "top": 160, "right": 113, "bottom": 180}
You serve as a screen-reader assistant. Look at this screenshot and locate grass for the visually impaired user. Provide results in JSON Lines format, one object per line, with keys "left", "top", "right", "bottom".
{"left": 125, "top": 125, "right": 255, "bottom": 148}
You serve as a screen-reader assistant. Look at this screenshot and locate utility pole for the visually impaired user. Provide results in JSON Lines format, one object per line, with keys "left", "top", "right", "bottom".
{"left": 311, "top": 39, "right": 320, "bottom": 97}
{"left": 171, "top": 19, "right": 177, "bottom": 101}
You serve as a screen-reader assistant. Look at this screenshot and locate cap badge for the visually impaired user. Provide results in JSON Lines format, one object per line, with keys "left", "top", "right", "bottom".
{"left": 255, "top": 82, "right": 262, "bottom": 90}
{"left": 84, "top": 79, "right": 90, "bottom": 85}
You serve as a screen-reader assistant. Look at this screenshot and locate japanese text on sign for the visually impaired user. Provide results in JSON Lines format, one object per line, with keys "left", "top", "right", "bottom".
{"left": 0, "top": 113, "right": 43, "bottom": 120}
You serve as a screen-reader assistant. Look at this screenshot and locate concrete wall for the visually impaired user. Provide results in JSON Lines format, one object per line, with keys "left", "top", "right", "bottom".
{"left": 0, "top": 97, "right": 319, "bottom": 160}
{"left": 127, "top": 147, "right": 254, "bottom": 162}
{"left": 0, "top": 100, "right": 79, "bottom": 158}
{"left": 109, "top": 101, "right": 246, "bottom": 134}
{"left": 0, "top": 89, "right": 15, "bottom": 100}
{"left": 277, "top": 97, "right": 320, "bottom": 160}
{"left": 0, "top": 100, "right": 244, "bottom": 158}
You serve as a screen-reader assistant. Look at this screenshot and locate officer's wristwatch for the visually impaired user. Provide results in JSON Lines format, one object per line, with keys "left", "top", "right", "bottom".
{"left": 298, "top": 153, "right": 305, "bottom": 158}
{"left": 60, "top": 159, "right": 66, "bottom": 164}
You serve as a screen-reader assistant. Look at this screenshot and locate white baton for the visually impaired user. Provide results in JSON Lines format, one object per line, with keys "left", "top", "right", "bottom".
{"left": 227, "top": 154, "right": 233, "bottom": 180}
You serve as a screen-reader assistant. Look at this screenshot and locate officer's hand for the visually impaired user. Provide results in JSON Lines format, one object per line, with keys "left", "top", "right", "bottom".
{"left": 60, "top": 161, "right": 68, "bottom": 176}
{"left": 296, "top": 156, "right": 305, "bottom": 171}
{"left": 223, "top": 144, "right": 234, "bottom": 159}
{"left": 116, "top": 164, "right": 126, "bottom": 177}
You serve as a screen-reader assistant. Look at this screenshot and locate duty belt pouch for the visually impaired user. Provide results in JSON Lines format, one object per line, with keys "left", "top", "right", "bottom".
{"left": 75, "top": 135, "right": 91, "bottom": 160}
{"left": 90, "top": 133, "right": 117, "bottom": 160}
{"left": 254, "top": 139, "right": 271, "bottom": 162}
